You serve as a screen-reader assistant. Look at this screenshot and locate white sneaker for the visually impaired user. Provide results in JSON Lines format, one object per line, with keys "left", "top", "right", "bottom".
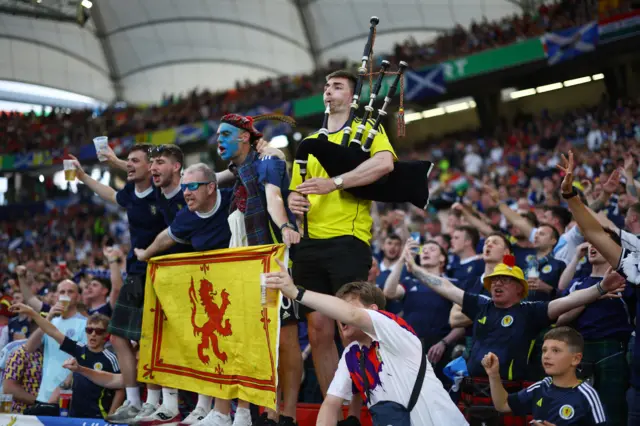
{"left": 179, "top": 406, "right": 211, "bottom": 425}
{"left": 138, "top": 404, "right": 182, "bottom": 425}
{"left": 131, "top": 402, "right": 160, "bottom": 423}
{"left": 232, "top": 408, "right": 252, "bottom": 426}
{"left": 193, "top": 410, "right": 232, "bottom": 426}
{"left": 106, "top": 400, "right": 142, "bottom": 424}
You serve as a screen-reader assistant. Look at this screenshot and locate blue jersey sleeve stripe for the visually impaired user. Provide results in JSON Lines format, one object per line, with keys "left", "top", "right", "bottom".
{"left": 578, "top": 383, "right": 606, "bottom": 423}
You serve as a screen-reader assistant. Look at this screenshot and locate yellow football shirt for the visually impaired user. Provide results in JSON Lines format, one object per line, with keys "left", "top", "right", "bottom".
{"left": 289, "top": 118, "right": 397, "bottom": 244}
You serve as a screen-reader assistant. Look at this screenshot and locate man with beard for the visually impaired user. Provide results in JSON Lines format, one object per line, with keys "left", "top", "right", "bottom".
{"left": 69, "top": 146, "right": 167, "bottom": 423}
{"left": 134, "top": 164, "right": 232, "bottom": 425}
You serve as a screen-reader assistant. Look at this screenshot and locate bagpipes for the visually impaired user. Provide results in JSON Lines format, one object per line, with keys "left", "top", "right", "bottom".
{"left": 295, "top": 16, "right": 433, "bottom": 237}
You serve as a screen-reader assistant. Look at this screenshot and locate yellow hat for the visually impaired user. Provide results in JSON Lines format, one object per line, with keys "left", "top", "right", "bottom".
{"left": 482, "top": 255, "right": 529, "bottom": 298}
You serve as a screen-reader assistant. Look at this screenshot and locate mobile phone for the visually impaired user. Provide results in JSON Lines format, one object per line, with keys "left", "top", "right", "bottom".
{"left": 410, "top": 232, "right": 421, "bottom": 254}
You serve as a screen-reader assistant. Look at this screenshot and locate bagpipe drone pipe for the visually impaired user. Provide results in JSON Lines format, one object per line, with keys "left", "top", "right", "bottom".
{"left": 294, "top": 17, "right": 433, "bottom": 213}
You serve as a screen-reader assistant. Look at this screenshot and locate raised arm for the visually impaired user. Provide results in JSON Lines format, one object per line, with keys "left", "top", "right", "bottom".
{"left": 382, "top": 258, "right": 406, "bottom": 300}
{"left": 558, "top": 152, "right": 623, "bottom": 268}
{"left": 101, "top": 145, "right": 128, "bottom": 172}
{"left": 403, "top": 241, "right": 464, "bottom": 306}
{"left": 449, "top": 304, "right": 473, "bottom": 328}
{"left": 10, "top": 303, "right": 65, "bottom": 345}
{"left": 15, "top": 266, "right": 42, "bottom": 312}
{"left": 452, "top": 202, "right": 495, "bottom": 236}
{"left": 134, "top": 229, "right": 175, "bottom": 262}
{"left": 265, "top": 261, "right": 375, "bottom": 335}
{"left": 558, "top": 243, "right": 588, "bottom": 291}
{"left": 547, "top": 267, "right": 625, "bottom": 320}
{"left": 69, "top": 155, "right": 117, "bottom": 204}
{"left": 482, "top": 353, "right": 511, "bottom": 413}
{"left": 104, "top": 246, "right": 125, "bottom": 309}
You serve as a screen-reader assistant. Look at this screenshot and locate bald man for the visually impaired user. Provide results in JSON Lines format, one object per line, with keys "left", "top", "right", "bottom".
{"left": 23, "top": 279, "right": 87, "bottom": 403}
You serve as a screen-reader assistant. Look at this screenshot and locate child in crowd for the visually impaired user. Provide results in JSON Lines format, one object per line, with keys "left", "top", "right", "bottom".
{"left": 10, "top": 303, "right": 123, "bottom": 419}
{"left": 482, "top": 326, "right": 607, "bottom": 425}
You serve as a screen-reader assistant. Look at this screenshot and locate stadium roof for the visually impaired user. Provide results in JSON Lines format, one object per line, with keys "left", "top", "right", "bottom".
{"left": 0, "top": 0, "right": 519, "bottom": 104}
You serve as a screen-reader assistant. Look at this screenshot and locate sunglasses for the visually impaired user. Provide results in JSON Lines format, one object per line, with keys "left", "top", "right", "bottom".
{"left": 85, "top": 327, "right": 107, "bottom": 336}
{"left": 149, "top": 145, "right": 182, "bottom": 159}
{"left": 181, "top": 182, "right": 213, "bottom": 192}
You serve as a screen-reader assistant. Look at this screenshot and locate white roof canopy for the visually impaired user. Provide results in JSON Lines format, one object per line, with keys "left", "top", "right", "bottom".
{"left": 0, "top": 0, "right": 519, "bottom": 104}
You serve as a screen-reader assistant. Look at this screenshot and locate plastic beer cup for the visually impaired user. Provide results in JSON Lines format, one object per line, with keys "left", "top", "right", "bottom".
{"left": 63, "top": 160, "right": 76, "bottom": 181}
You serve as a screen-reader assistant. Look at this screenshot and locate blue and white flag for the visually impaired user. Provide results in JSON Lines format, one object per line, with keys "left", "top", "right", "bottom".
{"left": 404, "top": 65, "right": 447, "bottom": 101}
{"left": 543, "top": 21, "right": 598, "bottom": 65}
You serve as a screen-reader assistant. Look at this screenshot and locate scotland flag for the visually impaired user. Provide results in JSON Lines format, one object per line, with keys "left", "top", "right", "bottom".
{"left": 543, "top": 21, "right": 598, "bottom": 65}
{"left": 404, "top": 65, "right": 447, "bottom": 101}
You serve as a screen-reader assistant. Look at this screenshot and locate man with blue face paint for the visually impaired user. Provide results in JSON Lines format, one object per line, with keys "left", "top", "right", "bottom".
{"left": 187, "top": 114, "right": 303, "bottom": 426}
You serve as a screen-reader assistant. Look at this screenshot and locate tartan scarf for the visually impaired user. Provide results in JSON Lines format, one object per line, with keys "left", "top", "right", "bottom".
{"left": 229, "top": 151, "right": 271, "bottom": 246}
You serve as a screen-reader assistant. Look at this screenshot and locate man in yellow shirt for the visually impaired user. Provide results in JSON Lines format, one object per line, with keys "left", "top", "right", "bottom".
{"left": 289, "top": 70, "right": 397, "bottom": 398}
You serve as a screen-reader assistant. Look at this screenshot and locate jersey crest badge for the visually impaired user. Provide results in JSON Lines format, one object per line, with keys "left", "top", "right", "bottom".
{"left": 559, "top": 404, "right": 574, "bottom": 420}
{"left": 150, "top": 205, "right": 158, "bottom": 215}
{"left": 542, "top": 265, "right": 552, "bottom": 274}
{"left": 94, "top": 362, "right": 103, "bottom": 371}
{"left": 467, "top": 265, "right": 473, "bottom": 273}
{"left": 501, "top": 315, "right": 514, "bottom": 327}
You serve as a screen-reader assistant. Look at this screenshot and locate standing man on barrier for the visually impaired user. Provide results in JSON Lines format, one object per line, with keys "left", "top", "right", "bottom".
{"left": 190, "top": 114, "right": 302, "bottom": 426}
{"left": 69, "top": 145, "right": 167, "bottom": 424}
{"left": 287, "top": 70, "right": 396, "bottom": 399}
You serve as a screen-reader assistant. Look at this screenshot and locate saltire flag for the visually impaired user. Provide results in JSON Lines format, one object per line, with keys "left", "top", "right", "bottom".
{"left": 543, "top": 21, "right": 598, "bottom": 65}
{"left": 404, "top": 65, "right": 447, "bottom": 101}
{"left": 138, "top": 244, "right": 286, "bottom": 409}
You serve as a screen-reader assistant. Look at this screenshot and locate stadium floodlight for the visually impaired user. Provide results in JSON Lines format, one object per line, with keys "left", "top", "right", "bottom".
{"left": 510, "top": 88, "right": 536, "bottom": 99}
{"left": 592, "top": 73, "right": 604, "bottom": 80}
{"left": 81, "top": 0, "right": 93, "bottom": 8}
{"left": 563, "top": 76, "right": 592, "bottom": 87}
{"left": 422, "top": 108, "right": 445, "bottom": 118}
{"left": 536, "top": 83, "right": 563, "bottom": 93}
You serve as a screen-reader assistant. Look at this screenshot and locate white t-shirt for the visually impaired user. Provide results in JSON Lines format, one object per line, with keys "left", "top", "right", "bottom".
{"left": 327, "top": 310, "right": 468, "bottom": 426}
{"left": 37, "top": 313, "right": 87, "bottom": 402}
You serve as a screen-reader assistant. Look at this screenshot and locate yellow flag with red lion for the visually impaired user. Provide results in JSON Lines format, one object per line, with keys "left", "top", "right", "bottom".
{"left": 138, "top": 244, "right": 285, "bottom": 409}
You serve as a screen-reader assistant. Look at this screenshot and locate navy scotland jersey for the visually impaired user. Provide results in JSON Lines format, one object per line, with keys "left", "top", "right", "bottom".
{"left": 153, "top": 185, "right": 191, "bottom": 254}
{"left": 60, "top": 337, "right": 120, "bottom": 419}
{"left": 447, "top": 255, "right": 484, "bottom": 286}
{"left": 168, "top": 188, "right": 232, "bottom": 252}
{"left": 399, "top": 269, "right": 459, "bottom": 342}
{"left": 508, "top": 377, "right": 606, "bottom": 425}
{"left": 115, "top": 183, "right": 166, "bottom": 275}
{"left": 562, "top": 276, "right": 634, "bottom": 341}
{"left": 462, "top": 293, "right": 551, "bottom": 380}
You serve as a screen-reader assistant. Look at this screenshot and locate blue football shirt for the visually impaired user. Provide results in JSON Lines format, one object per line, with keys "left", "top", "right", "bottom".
{"left": 168, "top": 189, "right": 232, "bottom": 252}
{"left": 116, "top": 182, "right": 166, "bottom": 275}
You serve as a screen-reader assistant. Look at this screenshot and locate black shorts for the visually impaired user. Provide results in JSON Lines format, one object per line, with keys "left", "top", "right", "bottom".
{"left": 108, "top": 274, "right": 146, "bottom": 341}
{"left": 292, "top": 236, "right": 372, "bottom": 311}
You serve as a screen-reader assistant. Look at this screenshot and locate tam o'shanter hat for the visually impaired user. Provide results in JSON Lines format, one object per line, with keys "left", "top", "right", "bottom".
{"left": 220, "top": 114, "right": 296, "bottom": 144}
{"left": 482, "top": 254, "right": 529, "bottom": 298}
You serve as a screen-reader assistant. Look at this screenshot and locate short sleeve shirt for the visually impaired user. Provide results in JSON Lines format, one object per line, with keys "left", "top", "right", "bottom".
{"left": 289, "top": 118, "right": 397, "bottom": 244}
{"left": 4, "top": 346, "right": 43, "bottom": 413}
{"left": 508, "top": 378, "right": 606, "bottom": 425}
{"left": 462, "top": 293, "right": 551, "bottom": 380}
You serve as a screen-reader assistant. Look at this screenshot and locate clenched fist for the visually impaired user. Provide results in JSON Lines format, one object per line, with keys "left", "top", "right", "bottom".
{"left": 481, "top": 352, "right": 500, "bottom": 377}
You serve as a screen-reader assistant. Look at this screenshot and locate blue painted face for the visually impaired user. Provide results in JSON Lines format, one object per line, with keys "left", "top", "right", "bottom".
{"left": 217, "top": 123, "right": 242, "bottom": 161}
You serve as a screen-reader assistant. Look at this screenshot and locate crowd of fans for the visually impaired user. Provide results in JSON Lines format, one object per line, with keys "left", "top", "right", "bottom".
{"left": 1, "top": 0, "right": 625, "bottom": 156}
{"left": 0, "top": 76, "right": 638, "bottom": 425}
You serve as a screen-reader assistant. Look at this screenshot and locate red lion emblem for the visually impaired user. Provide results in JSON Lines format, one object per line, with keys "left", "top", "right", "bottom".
{"left": 188, "top": 277, "right": 232, "bottom": 364}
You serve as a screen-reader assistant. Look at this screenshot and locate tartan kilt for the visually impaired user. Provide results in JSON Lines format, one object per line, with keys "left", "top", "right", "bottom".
{"left": 108, "top": 274, "right": 146, "bottom": 341}
{"left": 582, "top": 339, "right": 629, "bottom": 426}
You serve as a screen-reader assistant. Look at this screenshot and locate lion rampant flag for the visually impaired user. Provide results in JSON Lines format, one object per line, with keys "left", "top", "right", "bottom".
{"left": 138, "top": 244, "right": 286, "bottom": 409}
